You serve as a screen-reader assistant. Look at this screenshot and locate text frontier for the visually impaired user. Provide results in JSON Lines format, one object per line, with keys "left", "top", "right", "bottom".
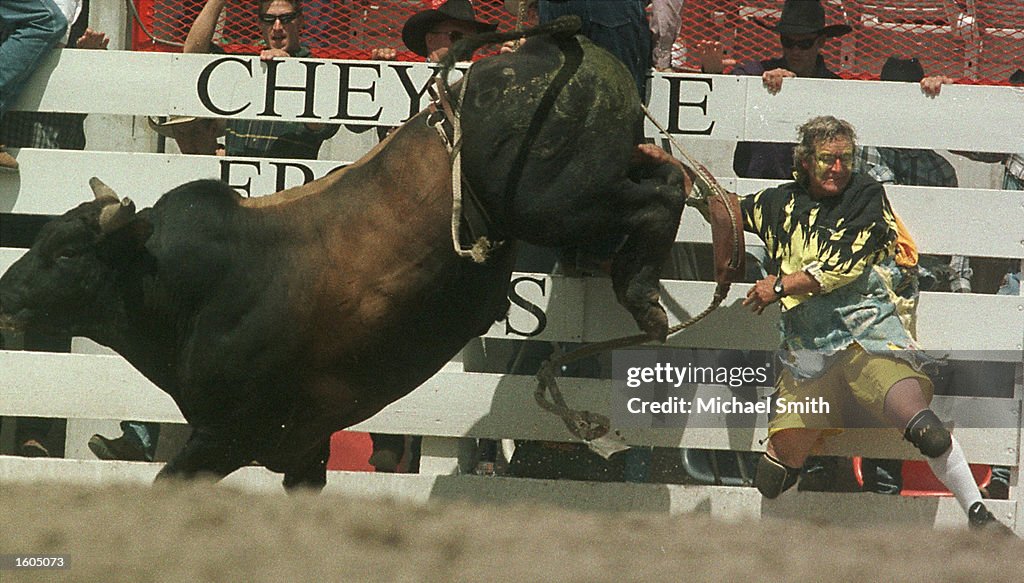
{"left": 625, "top": 396, "right": 830, "bottom": 416}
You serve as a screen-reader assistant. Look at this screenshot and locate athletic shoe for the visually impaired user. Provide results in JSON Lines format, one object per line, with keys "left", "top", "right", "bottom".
{"left": 968, "top": 501, "right": 1016, "bottom": 536}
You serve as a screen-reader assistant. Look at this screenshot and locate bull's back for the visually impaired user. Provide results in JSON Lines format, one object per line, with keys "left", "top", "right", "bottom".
{"left": 459, "top": 34, "right": 641, "bottom": 239}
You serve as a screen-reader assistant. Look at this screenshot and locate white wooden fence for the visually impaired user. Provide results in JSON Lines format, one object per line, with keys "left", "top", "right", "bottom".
{"left": 1, "top": 41, "right": 1021, "bottom": 531}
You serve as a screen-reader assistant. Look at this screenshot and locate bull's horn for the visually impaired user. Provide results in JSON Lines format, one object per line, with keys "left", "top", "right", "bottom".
{"left": 90, "top": 177, "right": 120, "bottom": 203}
{"left": 98, "top": 197, "right": 136, "bottom": 234}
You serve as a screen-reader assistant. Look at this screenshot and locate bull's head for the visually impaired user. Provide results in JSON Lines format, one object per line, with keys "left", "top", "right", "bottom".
{"left": 0, "top": 178, "right": 152, "bottom": 339}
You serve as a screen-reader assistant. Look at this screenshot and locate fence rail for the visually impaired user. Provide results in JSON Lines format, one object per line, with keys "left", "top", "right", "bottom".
{"left": 2, "top": 149, "right": 1022, "bottom": 259}
{"left": 13, "top": 50, "right": 1024, "bottom": 152}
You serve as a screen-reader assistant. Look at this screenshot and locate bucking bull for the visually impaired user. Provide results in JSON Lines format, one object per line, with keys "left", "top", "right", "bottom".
{"left": 0, "top": 18, "right": 717, "bottom": 489}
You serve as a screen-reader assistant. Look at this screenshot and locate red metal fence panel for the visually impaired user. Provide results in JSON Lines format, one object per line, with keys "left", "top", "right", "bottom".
{"left": 129, "top": 0, "right": 1023, "bottom": 84}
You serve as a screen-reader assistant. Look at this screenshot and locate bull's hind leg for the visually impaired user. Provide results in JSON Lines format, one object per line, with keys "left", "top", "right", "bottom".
{"left": 610, "top": 162, "right": 687, "bottom": 342}
{"left": 282, "top": 438, "right": 330, "bottom": 493}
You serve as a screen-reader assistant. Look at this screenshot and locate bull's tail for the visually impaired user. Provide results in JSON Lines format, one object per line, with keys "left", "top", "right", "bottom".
{"left": 438, "top": 15, "right": 582, "bottom": 84}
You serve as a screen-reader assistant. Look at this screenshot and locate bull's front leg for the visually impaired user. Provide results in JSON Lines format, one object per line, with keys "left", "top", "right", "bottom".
{"left": 609, "top": 162, "right": 688, "bottom": 342}
{"left": 155, "top": 426, "right": 254, "bottom": 483}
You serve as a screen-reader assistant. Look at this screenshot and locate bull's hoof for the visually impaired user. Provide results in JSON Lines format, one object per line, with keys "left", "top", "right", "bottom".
{"left": 636, "top": 304, "right": 669, "bottom": 343}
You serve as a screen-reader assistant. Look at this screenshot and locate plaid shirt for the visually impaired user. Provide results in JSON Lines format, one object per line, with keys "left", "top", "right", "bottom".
{"left": 1005, "top": 153, "right": 1024, "bottom": 186}
{"left": 0, "top": 112, "right": 87, "bottom": 150}
{"left": 214, "top": 44, "right": 340, "bottom": 159}
{"left": 224, "top": 119, "right": 339, "bottom": 159}
{"left": 856, "top": 146, "right": 958, "bottom": 187}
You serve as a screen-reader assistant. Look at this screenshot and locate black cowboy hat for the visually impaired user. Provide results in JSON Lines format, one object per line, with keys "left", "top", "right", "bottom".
{"left": 402, "top": 0, "right": 497, "bottom": 58}
{"left": 881, "top": 57, "right": 924, "bottom": 83}
{"left": 755, "top": 0, "right": 852, "bottom": 38}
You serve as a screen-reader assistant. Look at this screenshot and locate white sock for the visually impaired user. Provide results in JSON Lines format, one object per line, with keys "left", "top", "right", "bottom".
{"left": 925, "top": 435, "right": 982, "bottom": 513}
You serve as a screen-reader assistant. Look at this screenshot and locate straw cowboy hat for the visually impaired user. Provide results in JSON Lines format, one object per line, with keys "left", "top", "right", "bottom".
{"left": 755, "top": 0, "right": 852, "bottom": 38}
{"left": 147, "top": 116, "right": 204, "bottom": 140}
{"left": 401, "top": 0, "right": 497, "bottom": 58}
{"left": 147, "top": 116, "right": 225, "bottom": 152}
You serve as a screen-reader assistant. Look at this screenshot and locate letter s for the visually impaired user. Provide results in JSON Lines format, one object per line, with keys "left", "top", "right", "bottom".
{"left": 505, "top": 276, "right": 547, "bottom": 337}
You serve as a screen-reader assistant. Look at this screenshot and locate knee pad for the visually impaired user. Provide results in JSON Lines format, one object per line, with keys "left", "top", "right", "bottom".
{"left": 755, "top": 453, "right": 800, "bottom": 499}
{"left": 903, "top": 409, "right": 952, "bottom": 458}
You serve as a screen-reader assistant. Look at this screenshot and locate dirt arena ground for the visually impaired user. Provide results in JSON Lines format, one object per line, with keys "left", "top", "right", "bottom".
{"left": 1, "top": 481, "right": 1021, "bottom": 582}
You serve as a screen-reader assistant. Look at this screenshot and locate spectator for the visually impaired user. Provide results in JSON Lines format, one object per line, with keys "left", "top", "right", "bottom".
{"left": 860, "top": 57, "right": 970, "bottom": 294}
{"left": 537, "top": 0, "right": 651, "bottom": 99}
{"left": 1, "top": 2, "right": 107, "bottom": 459}
{"left": 372, "top": 0, "right": 497, "bottom": 63}
{"left": 932, "top": 68, "right": 1023, "bottom": 296}
{"left": 650, "top": 0, "right": 684, "bottom": 72}
{"left": 0, "top": 0, "right": 69, "bottom": 172}
{"left": 637, "top": 116, "right": 1011, "bottom": 532}
{"left": 1, "top": 16, "right": 107, "bottom": 153}
{"left": 921, "top": 68, "right": 1024, "bottom": 501}
{"left": 698, "top": 0, "right": 851, "bottom": 179}
{"left": 166, "top": 0, "right": 339, "bottom": 158}
{"left": 402, "top": 0, "right": 496, "bottom": 63}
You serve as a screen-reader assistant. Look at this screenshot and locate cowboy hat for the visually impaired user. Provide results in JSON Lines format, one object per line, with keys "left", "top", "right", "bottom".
{"left": 402, "top": 0, "right": 497, "bottom": 58}
{"left": 147, "top": 116, "right": 202, "bottom": 139}
{"left": 755, "top": 0, "right": 852, "bottom": 38}
{"left": 880, "top": 57, "right": 924, "bottom": 83}
{"left": 147, "top": 116, "right": 225, "bottom": 141}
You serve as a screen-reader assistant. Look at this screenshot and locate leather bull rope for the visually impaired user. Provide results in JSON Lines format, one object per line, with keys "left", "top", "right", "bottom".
{"left": 534, "top": 107, "right": 746, "bottom": 458}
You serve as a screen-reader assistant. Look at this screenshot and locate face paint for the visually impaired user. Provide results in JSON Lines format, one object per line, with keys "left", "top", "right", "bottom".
{"left": 805, "top": 138, "right": 854, "bottom": 198}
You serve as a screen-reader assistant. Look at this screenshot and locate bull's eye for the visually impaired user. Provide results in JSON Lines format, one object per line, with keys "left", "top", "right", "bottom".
{"left": 57, "top": 248, "right": 79, "bottom": 260}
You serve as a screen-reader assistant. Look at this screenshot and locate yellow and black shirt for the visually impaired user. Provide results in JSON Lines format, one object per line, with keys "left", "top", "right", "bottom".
{"left": 740, "top": 172, "right": 899, "bottom": 310}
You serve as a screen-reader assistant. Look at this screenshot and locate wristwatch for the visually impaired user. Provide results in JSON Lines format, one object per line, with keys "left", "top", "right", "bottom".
{"left": 773, "top": 276, "right": 787, "bottom": 298}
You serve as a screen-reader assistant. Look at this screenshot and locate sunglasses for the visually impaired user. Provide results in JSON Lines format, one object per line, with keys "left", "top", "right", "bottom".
{"left": 780, "top": 36, "right": 820, "bottom": 50}
{"left": 258, "top": 11, "right": 300, "bottom": 25}
{"left": 815, "top": 153, "right": 854, "bottom": 168}
{"left": 426, "top": 30, "right": 465, "bottom": 43}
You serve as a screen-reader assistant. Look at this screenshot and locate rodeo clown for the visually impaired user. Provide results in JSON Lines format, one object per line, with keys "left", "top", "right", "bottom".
{"left": 639, "top": 115, "right": 1012, "bottom": 533}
